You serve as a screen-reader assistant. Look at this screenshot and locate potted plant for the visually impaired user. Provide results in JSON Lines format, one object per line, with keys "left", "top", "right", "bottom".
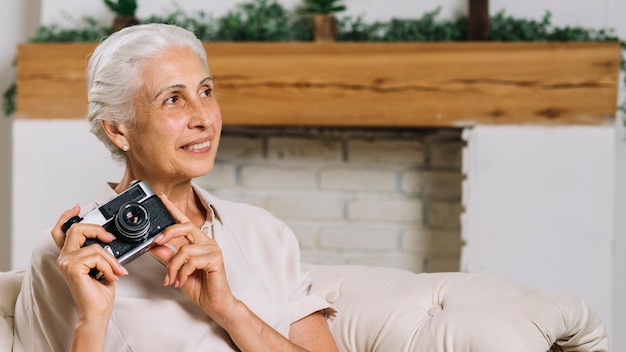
{"left": 299, "top": 0, "right": 346, "bottom": 42}
{"left": 104, "top": 0, "right": 138, "bottom": 32}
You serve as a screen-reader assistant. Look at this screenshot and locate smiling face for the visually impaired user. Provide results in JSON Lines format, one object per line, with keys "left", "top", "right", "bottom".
{"left": 115, "top": 46, "right": 222, "bottom": 186}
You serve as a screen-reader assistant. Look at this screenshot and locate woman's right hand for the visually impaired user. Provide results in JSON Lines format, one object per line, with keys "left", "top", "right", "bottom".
{"left": 51, "top": 205, "right": 128, "bottom": 350}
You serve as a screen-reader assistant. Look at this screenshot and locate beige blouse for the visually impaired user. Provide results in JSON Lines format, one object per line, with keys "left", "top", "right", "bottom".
{"left": 13, "top": 183, "right": 331, "bottom": 351}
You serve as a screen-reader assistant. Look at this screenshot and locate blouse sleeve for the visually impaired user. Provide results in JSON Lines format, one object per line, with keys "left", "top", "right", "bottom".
{"left": 278, "top": 221, "right": 336, "bottom": 324}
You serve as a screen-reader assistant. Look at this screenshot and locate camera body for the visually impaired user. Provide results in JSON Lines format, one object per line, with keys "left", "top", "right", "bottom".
{"left": 63, "top": 180, "right": 176, "bottom": 279}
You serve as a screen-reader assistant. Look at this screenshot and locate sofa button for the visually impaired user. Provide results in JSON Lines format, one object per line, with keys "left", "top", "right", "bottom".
{"left": 428, "top": 305, "right": 443, "bottom": 316}
{"left": 326, "top": 290, "right": 341, "bottom": 303}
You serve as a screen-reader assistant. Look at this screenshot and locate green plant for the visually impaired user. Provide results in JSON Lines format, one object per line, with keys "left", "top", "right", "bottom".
{"left": 489, "top": 10, "right": 620, "bottom": 42}
{"left": 300, "top": 0, "right": 346, "bottom": 14}
{"left": 377, "top": 8, "right": 467, "bottom": 41}
{"left": 335, "top": 16, "right": 384, "bottom": 41}
{"left": 216, "top": 0, "right": 293, "bottom": 41}
{"left": 338, "top": 8, "right": 621, "bottom": 43}
{"left": 141, "top": 8, "right": 217, "bottom": 41}
{"left": 337, "top": 8, "right": 466, "bottom": 42}
{"left": 103, "top": 0, "right": 137, "bottom": 17}
{"left": 2, "top": 82, "right": 15, "bottom": 116}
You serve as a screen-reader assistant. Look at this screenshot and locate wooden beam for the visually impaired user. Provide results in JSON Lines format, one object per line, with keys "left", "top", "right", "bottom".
{"left": 16, "top": 41, "right": 621, "bottom": 126}
{"left": 468, "top": 0, "right": 490, "bottom": 40}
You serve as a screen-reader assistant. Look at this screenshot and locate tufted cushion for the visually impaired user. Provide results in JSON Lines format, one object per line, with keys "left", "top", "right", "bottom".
{"left": 0, "top": 271, "right": 24, "bottom": 352}
{"left": 0, "top": 266, "right": 608, "bottom": 352}
{"left": 305, "top": 264, "right": 608, "bottom": 352}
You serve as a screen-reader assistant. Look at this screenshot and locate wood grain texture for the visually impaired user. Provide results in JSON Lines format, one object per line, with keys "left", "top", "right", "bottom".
{"left": 16, "top": 42, "right": 621, "bottom": 126}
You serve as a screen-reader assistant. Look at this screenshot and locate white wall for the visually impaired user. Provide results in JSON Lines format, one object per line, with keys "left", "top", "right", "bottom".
{"left": 462, "top": 125, "right": 615, "bottom": 337}
{"left": 11, "top": 121, "right": 123, "bottom": 270}
{"left": 614, "top": 117, "right": 626, "bottom": 350}
{"left": 3, "top": 0, "right": 625, "bottom": 349}
{"left": 0, "top": 0, "right": 42, "bottom": 271}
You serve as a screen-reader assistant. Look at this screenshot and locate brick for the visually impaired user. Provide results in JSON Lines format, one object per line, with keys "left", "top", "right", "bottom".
{"left": 424, "top": 256, "right": 461, "bottom": 272}
{"left": 320, "top": 226, "right": 399, "bottom": 250}
{"left": 429, "top": 141, "right": 464, "bottom": 169}
{"left": 345, "top": 252, "right": 427, "bottom": 273}
{"left": 207, "top": 191, "right": 268, "bottom": 209}
{"left": 348, "top": 139, "right": 425, "bottom": 165}
{"left": 299, "top": 250, "right": 317, "bottom": 264}
{"left": 348, "top": 198, "right": 423, "bottom": 223}
{"left": 267, "top": 195, "right": 345, "bottom": 220}
{"left": 426, "top": 201, "right": 463, "bottom": 229}
{"left": 241, "top": 165, "right": 315, "bottom": 189}
{"left": 193, "top": 128, "right": 465, "bottom": 270}
{"left": 425, "top": 128, "right": 463, "bottom": 143}
{"left": 300, "top": 250, "right": 346, "bottom": 265}
{"left": 400, "top": 170, "right": 463, "bottom": 199}
{"left": 195, "top": 164, "right": 237, "bottom": 189}
{"left": 216, "top": 135, "right": 264, "bottom": 161}
{"left": 285, "top": 222, "right": 319, "bottom": 249}
{"left": 268, "top": 137, "right": 342, "bottom": 162}
{"left": 319, "top": 168, "right": 397, "bottom": 192}
{"left": 401, "top": 228, "right": 462, "bottom": 255}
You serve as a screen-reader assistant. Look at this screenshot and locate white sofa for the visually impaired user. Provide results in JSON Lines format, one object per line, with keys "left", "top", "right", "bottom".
{"left": 1, "top": 265, "right": 609, "bottom": 351}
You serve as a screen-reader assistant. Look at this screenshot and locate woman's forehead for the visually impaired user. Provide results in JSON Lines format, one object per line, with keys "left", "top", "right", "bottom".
{"left": 140, "top": 50, "right": 210, "bottom": 90}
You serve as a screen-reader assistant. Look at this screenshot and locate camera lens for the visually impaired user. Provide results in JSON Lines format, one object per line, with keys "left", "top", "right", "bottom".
{"left": 115, "top": 202, "right": 150, "bottom": 241}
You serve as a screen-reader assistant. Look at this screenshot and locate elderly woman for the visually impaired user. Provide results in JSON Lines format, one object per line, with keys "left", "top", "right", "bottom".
{"left": 13, "top": 23, "right": 338, "bottom": 352}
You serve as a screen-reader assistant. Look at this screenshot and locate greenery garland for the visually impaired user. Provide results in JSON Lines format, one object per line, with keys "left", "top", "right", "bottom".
{"left": 3, "top": 0, "right": 625, "bottom": 118}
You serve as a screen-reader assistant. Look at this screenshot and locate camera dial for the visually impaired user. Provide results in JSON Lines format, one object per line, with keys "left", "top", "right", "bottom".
{"left": 115, "top": 202, "right": 150, "bottom": 241}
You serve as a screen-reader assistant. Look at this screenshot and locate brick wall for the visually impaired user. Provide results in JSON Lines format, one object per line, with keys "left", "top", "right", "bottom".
{"left": 195, "top": 126, "right": 464, "bottom": 273}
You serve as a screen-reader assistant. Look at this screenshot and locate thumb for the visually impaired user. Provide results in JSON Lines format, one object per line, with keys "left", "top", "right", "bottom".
{"left": 150, "top": 244, "right": 176, "bottom": 266}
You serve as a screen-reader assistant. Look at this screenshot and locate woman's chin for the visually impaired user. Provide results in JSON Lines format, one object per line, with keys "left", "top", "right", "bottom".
{"left": 189, "top": 164, "right": 216, "bottom": 179}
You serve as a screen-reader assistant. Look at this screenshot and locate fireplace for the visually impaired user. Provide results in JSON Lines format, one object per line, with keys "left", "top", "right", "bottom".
{"left": 9, "top": 40, "right": 620, "bottom": 335}
{"left": 195, "top": 126, "right": 464, "bottom": 273}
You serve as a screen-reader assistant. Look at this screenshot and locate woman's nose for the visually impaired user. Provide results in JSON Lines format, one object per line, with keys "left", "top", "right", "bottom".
{"left": 189, "top": 101, "right": 214, "bottom": 128}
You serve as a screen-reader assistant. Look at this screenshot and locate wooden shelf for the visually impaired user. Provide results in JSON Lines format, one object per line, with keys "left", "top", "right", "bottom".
{"left": 16, "top": 41, "right": 621, "bottom": 126}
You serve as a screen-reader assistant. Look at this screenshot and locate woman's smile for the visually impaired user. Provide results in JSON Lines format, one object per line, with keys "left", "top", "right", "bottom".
{"left": 181, "top": 138, "right": 212, "bottom": 153}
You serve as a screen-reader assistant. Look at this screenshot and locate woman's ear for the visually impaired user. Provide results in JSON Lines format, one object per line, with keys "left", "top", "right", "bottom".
{"left": 101, "top": 119, "right": 129, "bottom": 150}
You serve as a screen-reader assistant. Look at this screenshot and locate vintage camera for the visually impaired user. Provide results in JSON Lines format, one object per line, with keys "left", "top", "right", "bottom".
{"left": 62, "top": 180, "right": 176, "bottom": 279}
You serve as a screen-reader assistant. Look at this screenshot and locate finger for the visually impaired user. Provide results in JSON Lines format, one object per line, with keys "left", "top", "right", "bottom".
{"left": 51, "top": 204, "right": 81, "bottom": 250}
{"left": 165, "top": 244, "right": 221, "bottom": 286}
{"left": 152, "top": 233, "right": 208, "bottom": 267}
{"left": 62, "top": 223, "right": 116, "bottom": 254}
{"left": 149, "top": 244, "right": 178, "bottom": 266}
{"left": 95, "top": 245, "right": 129, "bottom": 278}
{"left": 95, "top": 253, "right": 129, "bottom": 282}
{"left": 174, "top": 254, "right": 210, "bottom": 287}
{"left": 59, "top": 245, "right": 128, "bottom": 281}
{"left": 154, "top": 222, "right": 211, "bottom": 248}
{"left": 159, "top": 193, "right": 191, "bottom": 224}
{"left": 77, "top": 254, "right": 122, "bottom": 282}
{"left": 151, "top": 235, "right": 190, "bottom": 265}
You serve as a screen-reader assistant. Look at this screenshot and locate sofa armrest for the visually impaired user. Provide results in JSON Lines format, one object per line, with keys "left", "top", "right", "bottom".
{"left": 305, "top": 264, "right": 608, "bottom": 352}
{"left": 0, "top": 270, "right": 25, "bottom": 352}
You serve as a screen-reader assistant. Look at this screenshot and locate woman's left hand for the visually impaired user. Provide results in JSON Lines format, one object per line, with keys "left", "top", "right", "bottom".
{"left": 150, "top": 194, "right": 237, "bottom": 320}
{"left": 151, "top": 194, "right": 338, "bottom": 352}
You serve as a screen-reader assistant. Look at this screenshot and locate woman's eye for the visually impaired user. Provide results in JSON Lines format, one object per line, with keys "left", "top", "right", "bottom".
{"left": 200, "top": 88, "right": 213, "bottom": 97}
{"left": 165, "top": 96, "right": 180, "bottom": 104}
